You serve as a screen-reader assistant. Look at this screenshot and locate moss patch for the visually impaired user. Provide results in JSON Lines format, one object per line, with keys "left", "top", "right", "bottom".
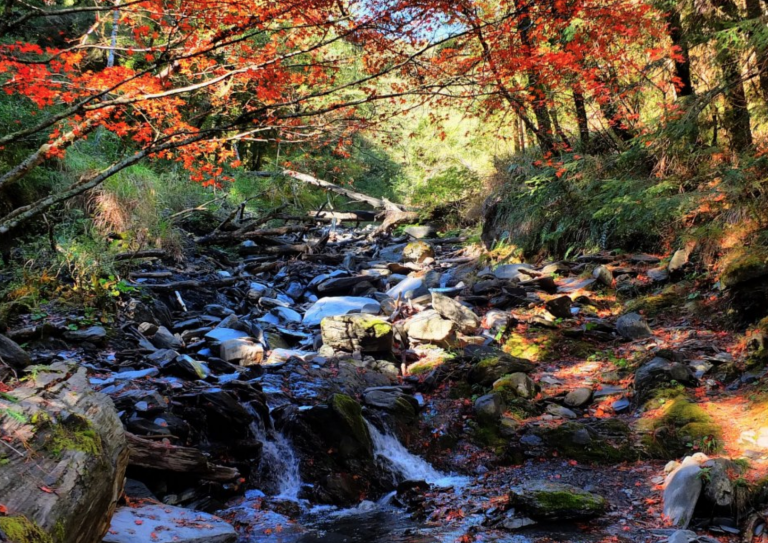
{"left": 638, "top": 397, "right": 722, "bottom": 458}
{"left": 531, "top": 489, "right": 605, "bottom": 513}
{"left": 0, "top": 516, "right": 53, "bottom": 543}
{"left": 41, "top": 413, "right": 102, "bottom": 457}
{"left": 331, "top": 394, "right": 371, "bottom": 452}
{"left": 625, "top": 283, "right": 690, "bottom": 318}
{"left": 720, "top": 248, "right": 768, "bottom": 289}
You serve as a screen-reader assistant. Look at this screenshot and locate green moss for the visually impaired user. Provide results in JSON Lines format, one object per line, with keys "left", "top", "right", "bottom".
{"left": 533, "top": 421, "right": 636, "bottom": 462}
{"left": 625, "top": 283, "right": 690, "bottom": 317}
{"left": 503, "top": 334, "right": 547, "bottom": 361}
{"left": 408, "top": 359, "right": 441, "bottom": 375}
{"left": 532, "top": 490, "right": 605, "bottom": 512}
{"left": 0, "top": 516, "right": 53, "bottom": 543}
{"left": 638, "top": 397, "right": 722, "bottom": 458}
{"left": 41, "top": 413, "right": 102, "bottom": 457}
{"left": 331, "top": 394, "right": 371, "bottom": 451}
{"left": 720, "top": 249, "right": 768, "bottom": 289}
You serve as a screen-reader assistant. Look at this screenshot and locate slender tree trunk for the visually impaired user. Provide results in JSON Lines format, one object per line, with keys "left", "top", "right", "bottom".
{"left": 549, "top": 105, "right": 571, "bottom": 149}
{"left": 745, "top": 0, "right": 768, "bottom": 99}
{"left": 666, "top": 8, "right": 695, "bottom": 98}
{"left": 719, "top": 49, "right": 753, "bottom": 151}
{"left": 572, "top": 87, "right": 590, "bottom": 145}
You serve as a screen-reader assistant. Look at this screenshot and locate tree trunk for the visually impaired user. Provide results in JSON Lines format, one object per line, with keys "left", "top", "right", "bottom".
{"left": 745, "top": 0, "right": 768, "bottom": 99}
{"left": 573, "top": 87, "right": 590, "bottom": 145}
{"left": 719, "top": 49, "right": 753, "bottom": 151}
{"left": 550, "top": 105, "right": 572, "bottom": 149}
{"left": 666, "top": 8, "right": 694, "bottom": 98}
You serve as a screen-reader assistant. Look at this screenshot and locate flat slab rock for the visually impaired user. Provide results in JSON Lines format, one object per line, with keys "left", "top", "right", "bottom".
{"left": 104, "top": 504, "right": 236, "bottom": 543}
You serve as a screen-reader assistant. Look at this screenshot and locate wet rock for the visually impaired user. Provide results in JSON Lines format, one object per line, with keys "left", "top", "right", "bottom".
{"left": 464, "top": 346, "right": 534, "bottom": 387}
{"left": 546, "top": 404, "right": 577, "bottom": 418}
{"left": 544, "top": 296, "right": 572, "bottom": 319}
{"left": 220, "top": 338, "right": 264, "bottom": 366}
{"left": 63, "top": 325, "right": 108, "bottom": 344}
{"left": 564, "top": 387, "right": 592, "bottom": 408}
{"left": 616, "top": 312, "right": 653, "bottom": 339}
{"left": 494, "top": 264, "right": 534, "bottom": 281}
{"left": 404, "top": 310, "right": 455, "bottom": 344}
{"left": 200, "top": 390, "right": 254, "bottom": 439}
{"left": 664, "top": 454, "right": 708, "bottom": 528}
{"left": 593, "top": 265, "right": 613, "bottom": 286}
{"left": 321, "top": 314, "right": 393, "bottom": 353}
{"left": 493, "top": 373, "right": 537, "bottom": 399}
{"left": 0, "top": 333, "right": 30, "bottom": 369}
{"left": 508, "top": 480, "right": 607, "bottom": 520}
{"left": 170, "top": 355, "right": 210, "bottom": 380}
{"left": 0, "top": 363, "right": 128, "bottom": 543}
{"left": 403, "top": 241, "right": 434, "bottom": 264}
{"left": 103, "top": 504, "right": 236, "bottom": 543}
{"left": 522, "top": 419, "right": 635, "bottom": 462}
{"left": 303, "top": 297, "right": 381, "bottom": 327}
{"left": 635, "top": 357, "right": 696, "bottom": 400}
{"left": 204, "top": 327, "right": 250, "bottom": 344}
{"left": 150, "top": 326, "right": 183, "bottom": 350}
{"left": 317, "top": 275, "right": 377, "bottom": 297}
{"left": 431, "top": 292, "right": 480, "bottom": 333}
{"left": 474, "top": 393, "right": 505, "bottom": 421}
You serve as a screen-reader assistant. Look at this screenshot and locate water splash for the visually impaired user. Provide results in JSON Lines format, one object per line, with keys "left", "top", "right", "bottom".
{"left": 366, "top": 421, "right": 468, "bottom": 489}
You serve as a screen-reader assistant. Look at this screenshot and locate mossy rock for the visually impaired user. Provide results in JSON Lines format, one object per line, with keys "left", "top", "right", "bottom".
{"left": 526, "top": 420, "right": 636, "bottom": 463}
{"left": 720, "top": 248, "right": 768, "bottom": 290}
{"left": 746, "top": 317, "right": 768, "bottom": 368}
{"left": 0, "top": 516, "right": 53, "bottom": 543}
{"left": 493, "top": 373, "right": 538, "bottom": 400}
{"left": 637, "top": 397, "right": 722, "bottom": 458}
{"left": 331, "top": 393, "right": 373, "bottom": 457}
{"left": 503, "top": 332, "right": 558, "bottom": 362}
{"left": 509, "top": 481, "right": 607, "bottom": 520}
{"left": 465, "top": 346, "right": 534, "bottom": 387}
{"left": 625, "top": 283, "right": 690, "bottom": 318}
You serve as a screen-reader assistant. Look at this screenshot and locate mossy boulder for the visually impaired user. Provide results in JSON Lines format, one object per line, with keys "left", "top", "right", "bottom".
{"left": 331, "top": 393, "right": 373, "bottom": 459}
{"left": 0, "top": 515, "right": 53, "bottom": 543}
{"left": 637, "top": 397, "right": 722, "bottom": 458}
{"left": 508, "top": 481, "right": 607, "bottom": 520}
{"left": 321, "top": 314, "right": 393, "bottom": 353}
{"left": 625, "top": 283, "right": 691, "bottom": 318}
{"left": 464, "top": 345, "right": 534, "bottom": 387}
{"left": 720, "top": 248, "right": 768, "bottom": 290}
{"left": 403, "top": 241, "right": 435, "bottom": 264}
{"left": 493, "top": 373, "right": 538, "bottom": 399}
{"left": 634, "top": 356, "right": 697, "bottom": 402}
{"left": 522, "top": 419, "right": 636, "bottom": 462}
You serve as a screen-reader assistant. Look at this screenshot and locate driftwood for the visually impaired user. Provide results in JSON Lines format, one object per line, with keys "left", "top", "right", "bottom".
{"left": 196, "top": 225, "right": 306, "bottom": 245}
{"left": 276, "top": 210, "right": 379, "bottom": 223}
{"left": 126, "top": 433, "right": 239, "bottom": 482}
{"left": 134, "top": 275, "right": 247, "bottom": 291}
{"left": 114, "top": 249, "right": 167, "bottom": 261}
{"left": 249, "top": 170, "right": 409, "bottom": 211}
{"left": 369, "top": 209, "right": 420, "bottom": 239}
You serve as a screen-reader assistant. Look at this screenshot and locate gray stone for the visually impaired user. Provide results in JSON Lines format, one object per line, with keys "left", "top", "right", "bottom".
{"left": 635, "top": 357, "right": 696, "bottom": 399}
{"left": 220, "top": 338, "right": 263, "bottom": 366}
{"left": 271, "top": 306, "right": 302, "bottom": 324}
{"left": 404, "top": 310, "right": 455, "bottom": 343}
{"left": 204, "top": 328, "right": 250, "bottom": 344}
{"left": 669, "top": 247, "right": 692, "bottom": 274}
{"left": 494, "top": 264, "right": 534, "bottom": 281}
{"left": 592, "top": 265, "right": 613, "bottom": 286}
{"left": 546, "top": 404, "right": 577, "bottom": 418}
{"left": 378, "top": 243, "right": 407, "bottom": 263}
{"left": 0, "top": 334, "right": 30, "bottom": 369}
{"left": 648, "top": 267, "right": 670, "bottom": 283}
{"left": 474, "top": 393, "right": 505, "bottom": 421}
{"left": 616, "top": 312, "right": 653, "bottom": 339}
{"left": 150, "top": 326, "right": 183, "bottom": 350}
{"left": 667, "top": 530, "right": 698, "bottom": 543}
{"left": 386, "top": 276, "right": 427, "bottom": 300}
{"left": 321, "top": 314, "right": 393, "bottom": 353}
{"left": 103, "top": 504, "right": 236, "bottom": 543}
{"left": 431, "top": 292, "right": 480, "bottom": 333}
{"left": 303, "top": 297, "right": 381, "bottom": 327}
{"left": 63, "top": 325, "right": 108, "bottom": 344}
{"left": 564, "top": 387, "right": 592, "bottom": 407}
{"left": 404, "top": 225, "right": 437, "bottom": 239}
{"left": 663, "top": 455, "right": 707, "bottom": 528}
{"left": 701, "top": 458, "right": 737, "bottom": 508}
{"left": 545, "top": 296, "right": 573, "bottom": 319}
{"left": 205, "top": 303, "right": 236, "bottom": 317}
{"left": 493, "top": 372, "right": 537, "bottom": 399}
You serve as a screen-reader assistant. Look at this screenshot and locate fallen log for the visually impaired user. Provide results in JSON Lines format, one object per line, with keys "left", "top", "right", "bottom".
{"left": 368, "top": 209, "right": 420, "bottom": 240}
{"left": 196, "top": 225, "right": 307, "bottom": 245}
{"left": 125, "top": 433, "right": 239, "bottom": 482}
{"left": 134, "top": 275, "right": 247, "bottom": 291}
{"left": 114, "top": 249, "right": 166, "bottom": 261}
{"left": 249, "top": 170, "right": 409, "bottom": 211}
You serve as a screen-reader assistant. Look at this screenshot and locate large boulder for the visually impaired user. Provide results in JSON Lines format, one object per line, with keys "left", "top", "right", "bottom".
{"left": 616, "top": 312, "right": 653, "bottom": 339}
{"left": 104, "top": 504, "right": 236, "bottom": 543}
{"left": 465, "top": 346, "right": 534, "bottom": 387}
{"left": 404, "top": 310, "right": 455, "bottom": 344}
{"left": 508, "top": 481, "right": 606, "bottom": 520}
{"left": 663, "top": 454, "right": 709, "bottom": 528}
{"left": 0, "top": 363, "right": 128, "bottom": 543}
{"left": 431, "top": 292, "right": 480, "bottom": 333}
{"left": 0, "top": 334, "right": 30, "bottom": 370}
{"left": 403, "top": 241, "right": 434, "bottom": 264}
{"left": 634, "top": 357, "right": 696, "bottom": 401}
{"left": 321, "top": 315, "right": 393, "bottom": 353}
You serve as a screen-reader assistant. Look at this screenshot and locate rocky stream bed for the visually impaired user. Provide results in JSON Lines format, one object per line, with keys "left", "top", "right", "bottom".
{"left": 1, "top": 217, "right": 768, "bottom": 543}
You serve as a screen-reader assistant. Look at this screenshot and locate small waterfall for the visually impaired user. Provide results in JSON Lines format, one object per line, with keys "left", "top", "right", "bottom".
{"left": 366, "top": 421, "right": 465, "bottom": 488}
{"left": 246, "top": 404, "right": 303, "bottom": 500}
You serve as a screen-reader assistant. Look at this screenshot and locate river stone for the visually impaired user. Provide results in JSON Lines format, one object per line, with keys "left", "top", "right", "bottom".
{"left": 103, "top": 504, "right": 236, "bottom": 543}
{"left": 593, "top": 265, "right": 613, "bottom": 286}
{"left": 303, "top": 297, "right": 381, "bottom": 327}
{"left": 219, "top": 338, "right": 264, "bottom": 366}
{"left": 386, "top": 276, "right": 427, "bottom": 300}
{"left": 317, "top": 275, "right": 376, "bottom": 297}
{"left": 493, "top": 373, "right": 537, "bottom": 399}
{"left": 0, "top": 363, "right": 128, "bottom": 543}
{"left": 616, "top": 312, "right": 653, "bottom": 339}
{"left": 546, "top": 404, "right": 577, "bottom": 418}
{"left": 465, "top": 346, "right": 535, "bottom": 387}
{"left": 635, "top": 356, "right": 696, "bottom": 400}
{"left": 508, "top": 480, "right": 607, "bottom": 520}
{"left": 474, "top": 393, "right": 505, "bottom": 421}
{"left": 564, "top": 387, "right": 592, "bottom": 407}
{"left": 63, "top": 325, "right": 108, "bottom": 344}
{"left": 431, "top": 292, "right": 480, "bottom": 333}
{"left": 404, "top": 310, "right": 455, "bottom": 343}
{"left": 403, "top": 241, "right": 434, "bottom": 264}
{"left": 545, "top": 296, "right": 573, "bottom": 319}
{"left": 150, "top": 326, "right": 183, "bottom": 350}
{"left": 321, "top": 314, "right": 393, "bottom": 353}
{"left": 0, "top": 334, "right": 30, "bottom": 369}
{"left": 494, "top": 264, "right": 534, "bottom": 281}
{"left": 664, "top": 454, "right": 708, "bottom": 528}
